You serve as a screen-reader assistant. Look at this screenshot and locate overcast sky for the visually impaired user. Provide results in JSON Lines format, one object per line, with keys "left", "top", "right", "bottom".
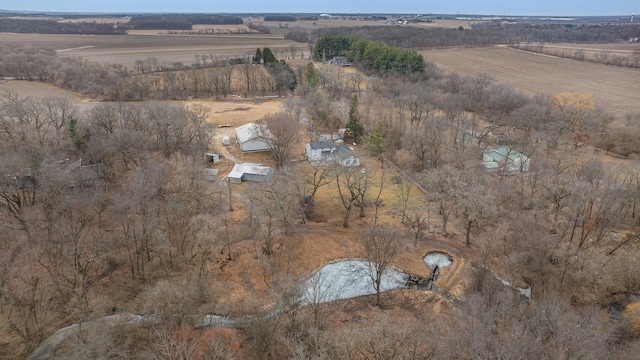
{"left": 2, "top": 1, "right": 638, "bottom": 16}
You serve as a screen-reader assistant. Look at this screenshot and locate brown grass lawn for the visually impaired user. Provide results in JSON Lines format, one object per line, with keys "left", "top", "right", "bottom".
{"left": 422, "top": 46, "right": 640, "bottom": 116}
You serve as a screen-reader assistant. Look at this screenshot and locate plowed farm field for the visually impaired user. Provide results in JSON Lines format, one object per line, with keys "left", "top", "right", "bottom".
{"left": 0, "top": 32, "right": 306, "bottom": 69}
{"left": 421, "top": 46, "right": 640, "bottom": 116}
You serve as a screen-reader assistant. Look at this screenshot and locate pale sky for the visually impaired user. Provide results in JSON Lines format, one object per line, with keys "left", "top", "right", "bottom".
{"left": 1, "top": 0, "right": 637, "bottom": 16}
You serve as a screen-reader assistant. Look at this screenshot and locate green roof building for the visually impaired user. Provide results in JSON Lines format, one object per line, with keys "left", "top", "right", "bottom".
{"left": 482, "top": 146, "right": 530, "bottom": 174}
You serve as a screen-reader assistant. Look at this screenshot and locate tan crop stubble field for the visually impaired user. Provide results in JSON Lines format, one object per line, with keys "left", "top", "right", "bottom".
{"left": 421, "top": 46, "right": 640, "bottom": 116}
{"left": 0, "top": 31, "right": 307, "bottom": 69}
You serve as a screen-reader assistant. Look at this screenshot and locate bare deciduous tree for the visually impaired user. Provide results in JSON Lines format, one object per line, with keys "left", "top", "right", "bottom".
{"left": 335, "top": 167, "right": 375, "bottom": 227}
{"left": 393, "top": 177, "right": 412, "bottom": 223}
{"left": 253, "top": 112, "right": 298, "bottom": 168}
{"left": 358, "top": 226, "right": 400, "bottom": 306}
{"left": 422, "top": 165, "right": 471, "bottom": 235}
{"left": 455, "top": 180, "right": 498, "bottom": 247}
{"left": 299, "top": 161, "right": 332, "bottom": 203}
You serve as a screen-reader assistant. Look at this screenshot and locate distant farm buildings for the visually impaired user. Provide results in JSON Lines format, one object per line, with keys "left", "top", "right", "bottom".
{"left": 235, "top": 122, "right": 272, "bottom": 153}
{"left": 326, "top": 56, "right": 352, "bottom": 67}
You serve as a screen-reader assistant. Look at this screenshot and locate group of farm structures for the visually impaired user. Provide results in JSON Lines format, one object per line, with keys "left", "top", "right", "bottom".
{"left": 1, "top": 14, "right": 640, "bottom": 359}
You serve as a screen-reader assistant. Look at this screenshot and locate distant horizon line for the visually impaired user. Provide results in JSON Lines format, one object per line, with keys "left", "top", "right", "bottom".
{"left": 0, "top": 9, "right": 633, "bottom": 18}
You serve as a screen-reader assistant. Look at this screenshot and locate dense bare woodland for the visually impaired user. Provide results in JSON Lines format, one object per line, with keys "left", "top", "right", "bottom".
{"left": 0, "top": 13, "right": 640, "bottom": 360}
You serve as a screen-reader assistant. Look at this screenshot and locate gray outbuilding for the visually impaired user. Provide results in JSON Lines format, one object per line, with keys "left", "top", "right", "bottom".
{"left": 228, "top": 163, "right": 274, "bottom": 184}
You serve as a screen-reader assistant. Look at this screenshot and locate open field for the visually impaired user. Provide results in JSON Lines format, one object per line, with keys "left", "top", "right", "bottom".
{"left": 54, "top": 35, "right": 306, "bottom": 69}
{"left": 127, "top": 24, "right": 256, "bottom": 35}
{"left": 414, "top": 19, "right": 487, "bottom": 29}
{"left": 514, "top": 42, "right": 640, "bottom": 67}
{"left": 57, "top": 39, "right": 306, "bottom": 69}
{"left": 0, "top": 80, "right": 100, "bottom": 112}
{"left": 261, "top": 18, "right": 483, "bottom": 37}
{"left": 421, "top": 46, "right": 640, "bottom": 116}
{"left": 0, "top": 17, "right": 484, "bottom": 69}
{"left": 0, "top": 32, "right": 307, "bottom": 69}
{"left": 537, "top": 42, "right": 640, "bottom": 52}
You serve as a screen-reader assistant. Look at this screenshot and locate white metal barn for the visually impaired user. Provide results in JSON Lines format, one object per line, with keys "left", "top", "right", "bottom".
{"left": 235, "top": 123, "right": 272, "bottom": 153}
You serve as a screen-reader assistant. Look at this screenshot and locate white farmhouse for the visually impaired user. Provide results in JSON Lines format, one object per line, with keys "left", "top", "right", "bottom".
{"left": 305, "top": 141, "right": 336, "bottom": 161}
{"left": 235, "top": 122, "right": 272, "bottom": 153}
{"left": 305, "top": 141, "right": 360, "bottom": 167}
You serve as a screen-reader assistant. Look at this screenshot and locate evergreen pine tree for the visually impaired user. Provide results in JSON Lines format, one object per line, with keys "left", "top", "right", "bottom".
{"left": 262, "top": 47, "right": 277, "bottom": 63}
{"left": 303, "top": 62, "right": 319, "bottom": 88}
{"left": 367, "top": 121, "right": 386, "bottom": 160}
{"left": 346, "top": 95, "right": 364, "bottom": 144}
{"left": 254, "top": 48, "right": 263, "bottom": 64}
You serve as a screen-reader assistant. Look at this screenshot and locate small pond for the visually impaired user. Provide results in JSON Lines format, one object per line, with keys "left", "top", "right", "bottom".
{"left": 300, "top": 260, "right": 406, "bottom": 304}
{"left": 423, "top": 252, "right": 453, "bottom": 271}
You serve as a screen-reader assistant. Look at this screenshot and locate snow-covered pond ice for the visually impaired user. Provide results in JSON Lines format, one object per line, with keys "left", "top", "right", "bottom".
{"left": 301, "top": 260, "right": 406, "bottom": 304}
{"left": 424, "top": 252, "right": 453, "bottom": 270}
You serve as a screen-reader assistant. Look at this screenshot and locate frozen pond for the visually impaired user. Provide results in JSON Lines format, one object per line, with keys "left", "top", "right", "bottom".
{"left": 301, "top": 260, "right": 406, "bottom": 304}
{"left": 30, "top": 259, "right": 440, "bottom": 359}
{"left": 424, "top": 252, "right": 453, "bottom": 270}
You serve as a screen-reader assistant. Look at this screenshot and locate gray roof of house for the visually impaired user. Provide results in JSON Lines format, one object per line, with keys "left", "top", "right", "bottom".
{"left": 308, "top": 141, "right": 336, "bottom": 150}
{"left": 335, "top": 145, "right": 357, "bottom": 160}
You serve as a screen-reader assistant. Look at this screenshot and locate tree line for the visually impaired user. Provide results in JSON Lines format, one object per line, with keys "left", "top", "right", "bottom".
{"left": 128, "top": 14, "right": 243, "bottom": 30}
{"left": 313, "top": 35, "right": 426, "bottom": 75}
{"left": 0, "top": 14, "right": 243, "bottom": 34}
{"left": 301, "top": 22, "right": 640, "bottom": 49}
{"left": 0, "top": 45, "right": 299, "bottom": 101}
{"left": 263, "top": 15, "right": 297, "bottom": 22}
{"left": 0, "top": 18, "right": 126, "bottom": 35}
